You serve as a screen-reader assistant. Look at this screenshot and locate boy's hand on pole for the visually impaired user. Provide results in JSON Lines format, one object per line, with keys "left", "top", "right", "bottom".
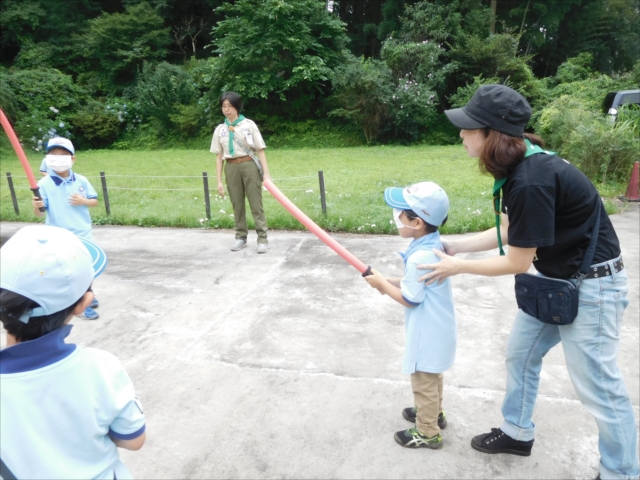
{"left": 32, "top": 196, "right": 45, "bottom": 209}
{"left": 364, "top": 268, "right": 387, "bottom": 294}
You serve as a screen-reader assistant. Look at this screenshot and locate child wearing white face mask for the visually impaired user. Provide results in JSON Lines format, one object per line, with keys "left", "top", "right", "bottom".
{"left": 32, "top": 137, "right": 101, "bottom": 320}
{"left": 364, "top": 181, "right": 457, "bottom": 450}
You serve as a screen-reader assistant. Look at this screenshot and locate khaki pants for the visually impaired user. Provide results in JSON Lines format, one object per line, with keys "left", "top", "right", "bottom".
{"left": 411, "top": 371, "right": 443, "bottom": 438}
{"left": 224, "top": 160, "right": 267, "bottom": 243}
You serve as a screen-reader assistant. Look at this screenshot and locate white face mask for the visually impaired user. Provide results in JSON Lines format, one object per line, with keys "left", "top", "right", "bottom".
{"left": 393, "top": 208, "right": 420, "bottom": 230}
{"left": 45, "top": 154, "right": 73, "bottom": 172}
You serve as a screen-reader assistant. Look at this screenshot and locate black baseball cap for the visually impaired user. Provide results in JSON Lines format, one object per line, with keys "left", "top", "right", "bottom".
{"left": 444, "top": 84, "right": 531, "bottom": 137}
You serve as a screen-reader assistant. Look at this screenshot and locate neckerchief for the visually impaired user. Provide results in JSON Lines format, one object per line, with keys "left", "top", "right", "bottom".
{"left": 493, "top": 139, "right": 556, "bottom": 255}
{"left": 398, "top": 231, "right": 441, "bottom": 266}
{"left": 224, "top": 114, "right": 246, "bottom": 156}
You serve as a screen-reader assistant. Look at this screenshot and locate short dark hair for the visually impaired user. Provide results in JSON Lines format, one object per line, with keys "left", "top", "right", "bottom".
{"left": 0, "top": 288, "right": 85, "bottom": 342}
{"left": 404, "top": 210, "right": 447, "bottom": 234}
{"left": 219, "top": 92, "right": 243, "bottom": 113}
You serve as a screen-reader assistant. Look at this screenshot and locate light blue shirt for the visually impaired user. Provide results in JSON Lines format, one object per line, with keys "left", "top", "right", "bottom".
{"left": 0, "top": 325, "right": 145, "bottom": 479}
{"left": 38, "top": 170, "right": 98, "bottom": 240}
{"left": 399, "top": 232, "right": 457, "bottom": 374}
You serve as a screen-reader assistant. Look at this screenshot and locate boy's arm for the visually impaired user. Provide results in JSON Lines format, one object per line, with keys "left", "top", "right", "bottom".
{"left": 386, "top": 277, "right": 402, "bottom": 288}
{"left": 110, "top": 431, "right": 146, "bottom": 451}
{"left": 69, "top": 195, "right": 98, "bottom": 207}
{"left": 364, "top": 269, "right": 416, "bottom": 308}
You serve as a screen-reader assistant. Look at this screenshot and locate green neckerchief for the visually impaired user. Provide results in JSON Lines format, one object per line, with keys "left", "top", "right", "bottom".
{"left": 493, "top": 139, "right": 555, "bottom": 256}
{"left": 224, "top": 114, "right": 246, "bottom": 156}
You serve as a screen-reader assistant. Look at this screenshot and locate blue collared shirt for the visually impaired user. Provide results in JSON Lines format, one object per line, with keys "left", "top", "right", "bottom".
{"left": 37, "top": 169, "right": 98, "bottom": 240}
{"left": 398, "top": 231, "right": 457, "bottom": 374}
{"left": 0, "top": 326, "right": 145, "bottom": 479}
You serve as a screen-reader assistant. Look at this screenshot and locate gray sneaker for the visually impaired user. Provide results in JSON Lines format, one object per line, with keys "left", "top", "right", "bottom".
{"left": 231, "top": 239, "right": 247, "bottom": 251}
{"left": 257, "top": 243, "right": 269, "bottom": 254}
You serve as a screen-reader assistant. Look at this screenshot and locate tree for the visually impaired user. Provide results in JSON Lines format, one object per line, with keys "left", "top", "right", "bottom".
{"left": 208, "top": 0, "right": 349, "bottom": 118}
{"left": 78, "top": 2, "right": 170, "bottom": 92}
{"left": 134, "top": 61, "right": 199, "bottom": 132}
{"left": 0, "top": 0, "right": 105, "bottom": 71}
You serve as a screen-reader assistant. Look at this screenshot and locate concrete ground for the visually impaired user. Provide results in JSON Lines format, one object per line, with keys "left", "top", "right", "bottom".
{"left": 1, "top": 205, "right": 638, "bottom": 480}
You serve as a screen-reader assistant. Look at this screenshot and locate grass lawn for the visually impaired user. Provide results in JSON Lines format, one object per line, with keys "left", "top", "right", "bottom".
{"left": 0, "top": 145, "right": 626, "bottom": 235}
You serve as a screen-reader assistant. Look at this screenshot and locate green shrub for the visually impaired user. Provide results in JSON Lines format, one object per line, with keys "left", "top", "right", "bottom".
{"left": 134, "top": 61, "right": 200, "bottom": 133}
{"left": 69, "top": 101, "right": 123, "bottom": 149}
{"left": 536, "top": 95, "right": 598, "bottom": 151}
{"left": 329, "top": 53, "right": 437, "bottom": 144}
{"left": 616, "top": 104, "right": 640, "bottom": 138}
{"left": 329, "top": 54, "right": 394, "bottom": 144}
{"left": 560, "top": 119, "right": 639, "bottom": 183}
{"left": 258, "top": 118, "right": 365, "bottom": 149}
{"left": 4, "top": 68, "right": 87, "bottom": 150}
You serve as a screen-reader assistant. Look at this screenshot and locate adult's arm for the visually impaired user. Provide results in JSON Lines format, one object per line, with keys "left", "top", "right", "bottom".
{"left": 419, "top": 214, "right": 536, "bottom": 284}
{"left": 216, "top": 152, "right": 225, "bottom": 197}
{"left": 256, "top": 149, "right": 271, "bottom": 182}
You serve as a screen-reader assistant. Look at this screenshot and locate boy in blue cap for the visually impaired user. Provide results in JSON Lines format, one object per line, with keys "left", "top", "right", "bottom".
{"left": 32, "top": 137, "right": 101, "bottom": 320}
{"left": 365, "top": 181, "right": 457, "bottom": 449}
{"left": 0, "top": 225, "right": 146, "bottom": 479}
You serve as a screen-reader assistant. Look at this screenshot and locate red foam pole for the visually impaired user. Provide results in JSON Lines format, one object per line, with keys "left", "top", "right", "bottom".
{"left": 624, "top": 161, "right": 639, "bottom": 201}
{"left": 264, "top": 179, "right": 370, "bottom": 275}
{"left": 0, "top": 109, "right": 38, "bottom": 189}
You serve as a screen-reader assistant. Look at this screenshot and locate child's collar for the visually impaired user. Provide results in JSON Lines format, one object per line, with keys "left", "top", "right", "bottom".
{"left": 0, "top": 325, "right": 76, "bottom": 374}
{"left": 399, "top": 231, "right": 440, "bottom": 263}
{"left": 50, "top": 170, "right": 76, "bottom": 186}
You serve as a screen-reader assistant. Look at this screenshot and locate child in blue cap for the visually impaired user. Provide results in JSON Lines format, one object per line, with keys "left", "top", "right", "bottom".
{"left": 0, "top": 225, "right": 146, "bottom": 479}
{"left": 365, "top": 181, "right": 457, "bottom": 449}
{"left": 32, "top": 137, "right": 101, "bottom": 320}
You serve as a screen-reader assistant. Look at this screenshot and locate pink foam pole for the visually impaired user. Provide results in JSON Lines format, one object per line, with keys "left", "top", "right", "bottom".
{"left": 0, "top": 108, "right": 44, "bottom": 211}
{"left": 0, "top": 109, "right": 38, "bottom": 189}
{"left": 264, "top": 179, "right": 370, "bottom": 275}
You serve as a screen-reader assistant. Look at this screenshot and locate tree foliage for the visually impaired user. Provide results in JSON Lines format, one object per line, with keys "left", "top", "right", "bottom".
{"left": 208, "top": 0, "right": 349, "bottom": 117}
{"left": 78, "top": 2, "right": 171, "bottom": 92}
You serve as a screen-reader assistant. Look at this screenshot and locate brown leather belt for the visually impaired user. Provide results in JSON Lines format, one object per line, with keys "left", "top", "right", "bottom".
{"left": 226, "top": 156, "right": 252, "bottom": 164}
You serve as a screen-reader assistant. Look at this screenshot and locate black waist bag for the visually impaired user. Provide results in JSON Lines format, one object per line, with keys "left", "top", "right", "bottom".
{"left": 514, "top": 274, "right": 578, "bottom": 325}
{"left": 513, "top": 205, "right": 600, "bottom": 326}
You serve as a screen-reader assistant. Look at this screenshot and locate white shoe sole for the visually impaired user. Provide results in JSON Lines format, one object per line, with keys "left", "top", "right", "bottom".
{"left": 231, "top": 243, "right": 247, "bottom": 251}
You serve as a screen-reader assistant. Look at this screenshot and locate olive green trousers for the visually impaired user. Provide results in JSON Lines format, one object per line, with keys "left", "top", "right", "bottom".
{"left": 224, "top": 160, "right": 268, "bottom": 243}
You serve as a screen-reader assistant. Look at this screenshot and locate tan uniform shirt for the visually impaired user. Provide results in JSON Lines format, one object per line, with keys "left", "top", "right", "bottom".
{"left": 210, "top": 118, "right": 267, "bottom": 159}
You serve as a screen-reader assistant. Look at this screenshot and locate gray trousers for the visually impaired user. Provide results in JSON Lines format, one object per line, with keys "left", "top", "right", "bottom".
{"left": 224, "top": 161, "right": 267, "bottom": 243}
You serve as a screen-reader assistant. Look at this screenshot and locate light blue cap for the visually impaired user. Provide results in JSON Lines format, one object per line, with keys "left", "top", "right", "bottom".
{"left": 384, "top": 181, "right": 449, "bottom": 226}
{"left": 0, "top": 226, "right": 107, "bottom": 323}
{"left": 46, "top": 137, "right": 75, "bottom": 155}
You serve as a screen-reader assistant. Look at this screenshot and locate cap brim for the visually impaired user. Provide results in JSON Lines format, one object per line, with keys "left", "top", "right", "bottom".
{"left": 384, "top": 187, "right": 411, "bottom": 209}
{"left": 444, "top": 108, "right": 487, "bottom": 130}
{"left": 78, "top": 238, "right": 108, "bottom": 278}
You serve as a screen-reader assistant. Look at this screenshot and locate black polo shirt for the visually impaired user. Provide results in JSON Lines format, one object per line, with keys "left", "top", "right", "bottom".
{"left": 502, "top": 152, "right": 620, "bottom": 279}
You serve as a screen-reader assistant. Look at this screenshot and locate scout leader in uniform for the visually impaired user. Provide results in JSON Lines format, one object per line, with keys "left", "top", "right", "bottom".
{"left": 211, "top": 92, "right": 272, "bottom": 254}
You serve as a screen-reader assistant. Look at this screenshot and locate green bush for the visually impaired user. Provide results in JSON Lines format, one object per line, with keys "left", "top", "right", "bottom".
{"left": 69, "top": 101, "right": 123, "bottom": 149}
{"left": 560, "top": 119, "right": 639, "bottom": 183}
{"left": 258, "top": 118, "right": 365, "bottom": 149}
{"left": 536, "top": 95, "right": 598, "bottom": 151}
{"left": 134, "top": 61, "right": 200, "bottom": 133}
{"left": 4, "top": 68, "right": 87, "bottom": 150}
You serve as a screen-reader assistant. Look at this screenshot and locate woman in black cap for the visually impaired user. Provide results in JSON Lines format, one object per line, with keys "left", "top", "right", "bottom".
{"left": 419, "top": 84, "right": 637, "bottom": 479}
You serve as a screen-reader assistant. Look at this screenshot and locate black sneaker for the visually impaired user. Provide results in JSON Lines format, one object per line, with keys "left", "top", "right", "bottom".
{"left": 394, "top": 427, "right": 443, "bottom": 449}
{"left": 471, "top": 428, "right": 534, "bottom": 456}
{"left": 402, "top": 407, "right": 448, "bottom": 429}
